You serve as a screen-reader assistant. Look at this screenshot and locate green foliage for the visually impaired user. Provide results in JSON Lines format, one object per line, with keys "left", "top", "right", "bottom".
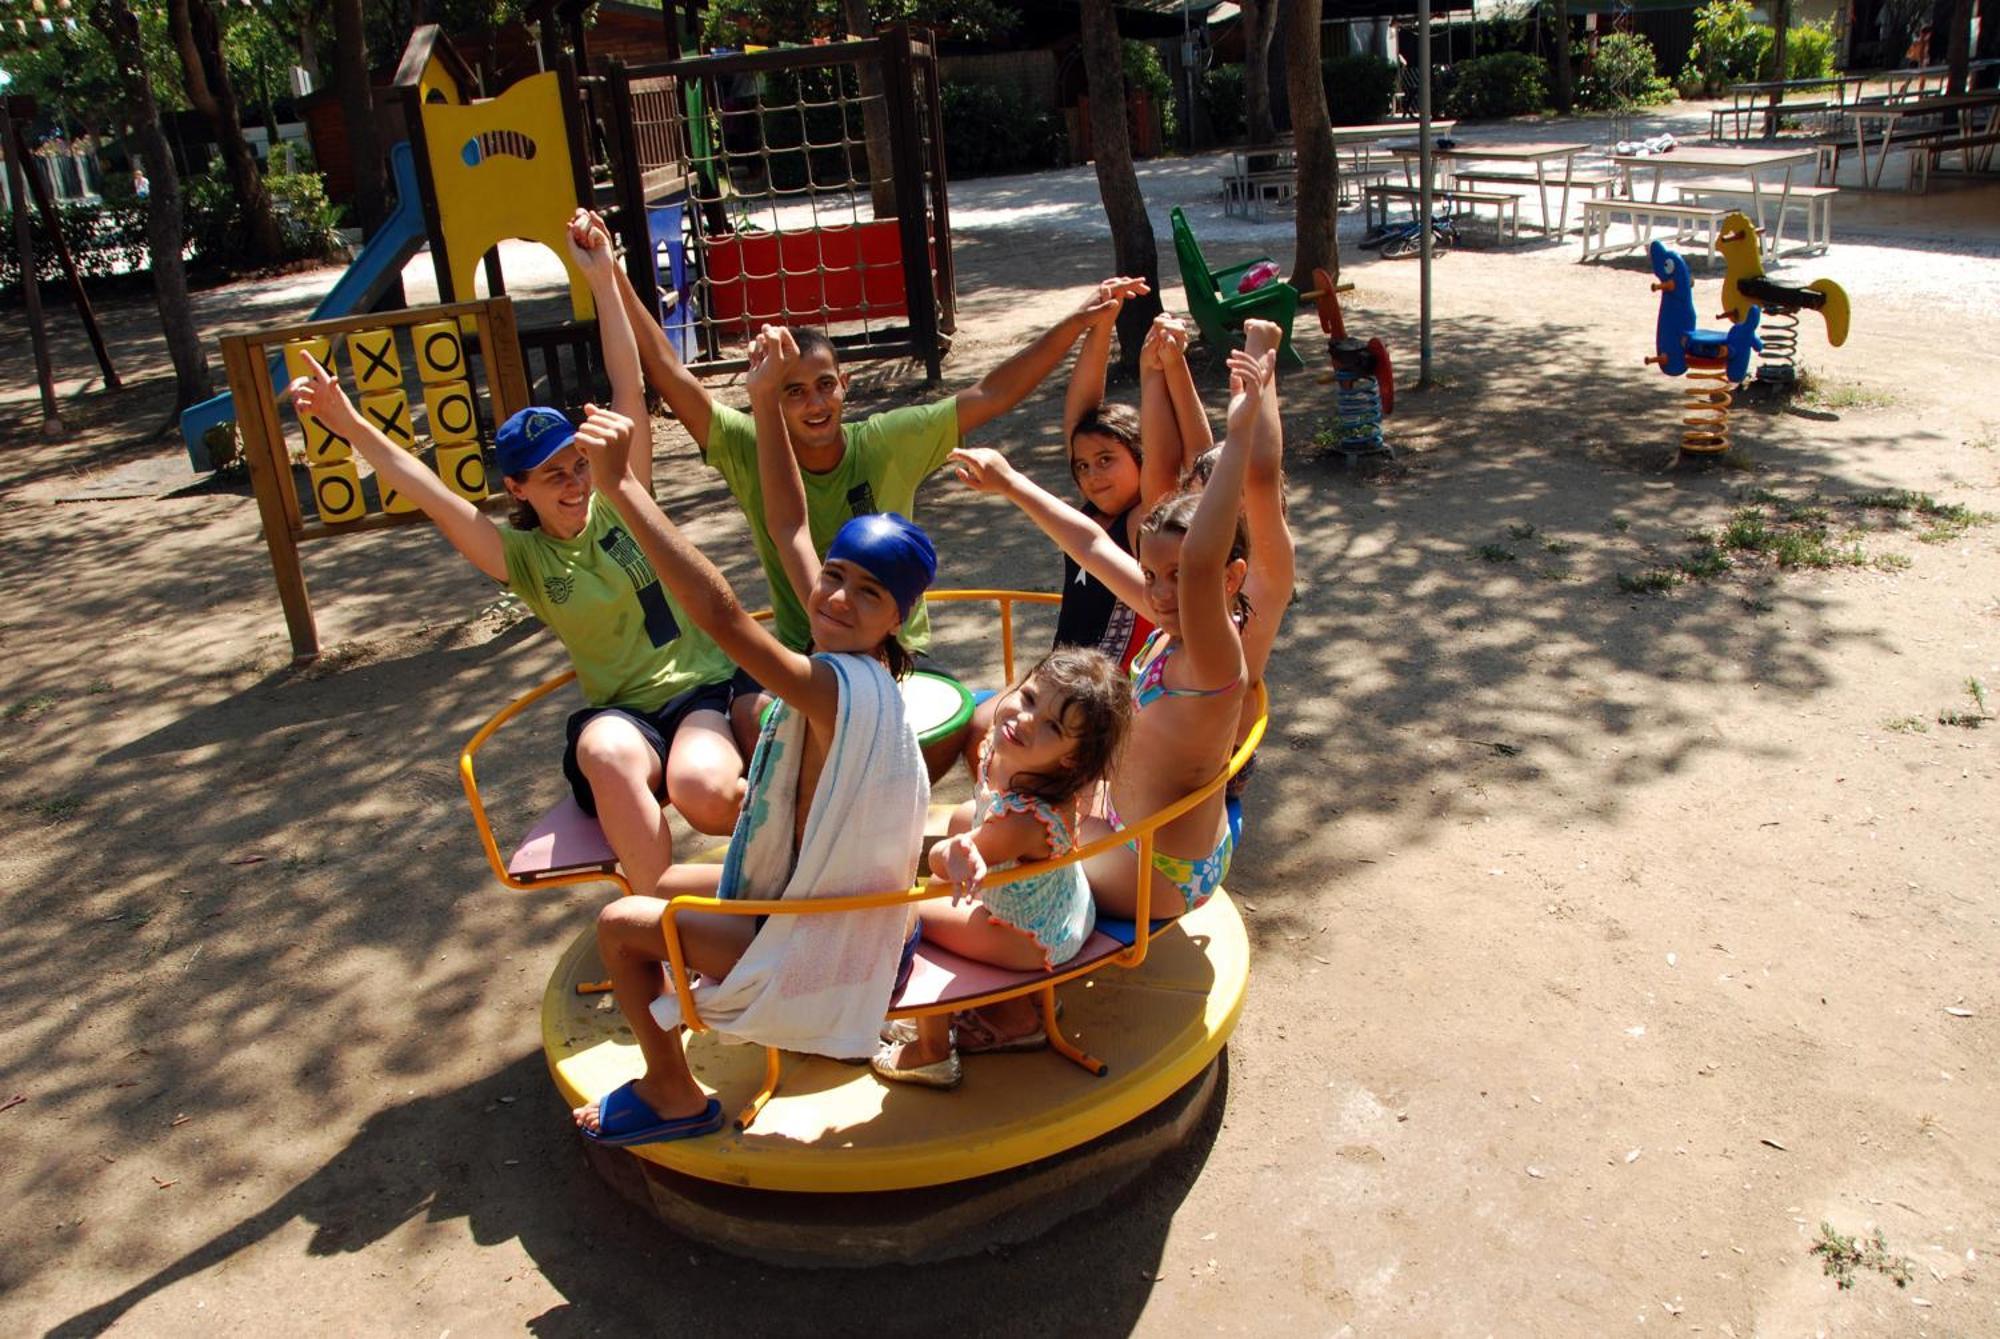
{"left": 1200, "top": 64, "right": 1246, "bottom": 141}
{"left": 939, "top": 82, "right": 1068, "bottom": 176}
{"left": 1576, "top": 32, "right": 1676, "bottom": 111}
{"left": 182, "top": 169, "right": 343, "bottom": 269}
{"left": 1443, "top": 52, "right": 1550, "bottom": 119}
{"left": 1321, "top": 55, "right": 1399, "bottom": 126}
{"left": 0, "top": 10, "right": 184, "bottom": 132}
{"left": 1123, "top": 40, "right": 1178, "bottom": 142}
{"left": 0, "top": 198, "right": 152, "bottom": 293}
{"left": 1680, "top": 0, "right": 1772, "bottom": 96}
{"left": 756, "top": 68, "right": 866, "bottom": 193}
{"left": 701, "top": 0, "right": 1017, "bottom": 48}
{"left": 1784, "top": 20, "right": 1838, "bottom": 80}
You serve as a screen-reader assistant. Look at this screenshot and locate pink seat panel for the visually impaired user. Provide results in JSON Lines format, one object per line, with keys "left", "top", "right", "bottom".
{"left": 508, "top": 796, "right": 618, "bottom": 877}
{"left": 891, "top": 930, "right": 1126, "bottom": 1013}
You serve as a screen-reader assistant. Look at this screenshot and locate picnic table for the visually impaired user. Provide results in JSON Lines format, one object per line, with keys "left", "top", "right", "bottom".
{"left": 1223, "top": 121, "right": 1458, "bottom": 219}
{"left": 1388, "top": 139, "right": 1592, "bottom": 238}
{"left": 1715, "top": 75, "right": 1866, "bottom": 141}
{"left": 1612, "top": 144, "right": 1818, "bottom": 253}
{"left": 1848, "top": 89, "right": 2000, "bottom": 188}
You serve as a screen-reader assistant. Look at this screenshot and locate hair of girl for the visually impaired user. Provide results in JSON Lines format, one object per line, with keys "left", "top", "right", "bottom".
{"left": 1004, "top": 647, "right": 1133, "bottom": 804}
{"left": 783, "top": 325, "right": 838, "bottom": 364}
{"left": 506, "top": 474, "right": 542, "bottom": 531}
{"left": 1184, "top": 445, "right": 1221, "bottom": 488}
{"left": 1070, "top": 403, "right": 1144, "bottom": 462}
{"left": 1141, "top": 489, "right": 1254, "bottom": 626}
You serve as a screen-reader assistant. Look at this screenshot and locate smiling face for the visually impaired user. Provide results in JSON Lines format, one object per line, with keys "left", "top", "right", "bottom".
{"left": 504, "top": 444, "right": 592, "bottom": 539}
{"left": 807, "top": 556, "right": 904, "bottom": 656}
{"left": 1137, "top": 528, "right": 1246, "bottom": 638}
{"left": 988, "top": 671, "right": 1081, "bottom": 788}
{"left": 780, "top": 344, "right": 849, "bottom": 458}
{"left": 1068, "top": 430, "right": 1142, "bottom": 516}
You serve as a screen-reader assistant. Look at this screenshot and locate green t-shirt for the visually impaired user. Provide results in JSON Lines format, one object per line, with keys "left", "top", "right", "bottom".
{"left": 705, "top": 397, "right": 959, "bottom": 651}
{"left": 499, "top": 494, "right": 736, "bottom": 713}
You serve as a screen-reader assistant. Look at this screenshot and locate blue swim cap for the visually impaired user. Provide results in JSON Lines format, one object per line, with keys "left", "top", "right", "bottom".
{"left": 494, "top": 407, "right": 575, "bottom": 477}
{"left": 826, "top": 512, "right": 936, "bottom": 620}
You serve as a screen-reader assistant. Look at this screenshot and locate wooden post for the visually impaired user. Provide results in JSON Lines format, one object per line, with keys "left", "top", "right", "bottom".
{"left": 1, "top": 98, "right": 64, "bottom": 438}
{"left": 227, "top": 333, "right": 318, "bottom": 662}
{"left": 880, "top": 25, "right": 942, "bottom": 384}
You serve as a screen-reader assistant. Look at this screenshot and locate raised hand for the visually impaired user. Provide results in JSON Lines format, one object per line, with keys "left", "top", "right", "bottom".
{"left": 1240, "top": 317, "right": 1281, "bottom": 360}
{"left": 1138, "top": 319, "right": 1169, "bottom": 374}
{"left": 744, "top": 323, "right": 798, "bottom": 404}
{"left": 574, "top": 402, "right": 637, "bottom": 487}
{"left": 1155, "top": 313, "right": 1191, "bottom": 360}
{"left": 1077, "top": 275, "right": 1150, "bottom": 326}
{"left": 948, "top": 446, "right": 1019, "bottom": 497}
{"left": 1225, "top": 348, "right": 1275, "bottom": 437}
{"left": 285, "top": 352, "right": 359, "bottom": 433}
{"left": 565, "top": 208, "right": 615, "bottom": 273}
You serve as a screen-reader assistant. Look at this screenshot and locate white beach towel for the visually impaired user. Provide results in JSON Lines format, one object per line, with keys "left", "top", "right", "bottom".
{"left": 650, "top": 652, "right": 928, "bottom": 1058}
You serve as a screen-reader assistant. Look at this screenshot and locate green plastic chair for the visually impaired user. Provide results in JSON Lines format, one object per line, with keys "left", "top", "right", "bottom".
{"left": 1169, "top": 206, "right": 1305, "bottom": 370}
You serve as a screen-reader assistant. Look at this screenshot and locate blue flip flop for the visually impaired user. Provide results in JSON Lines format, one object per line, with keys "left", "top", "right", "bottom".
{"left": 580, "top": 1082, "right": 724, "bottom": 1147}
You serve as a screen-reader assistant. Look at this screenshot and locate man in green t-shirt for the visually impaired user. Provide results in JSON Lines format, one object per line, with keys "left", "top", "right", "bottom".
{"left": 601, "top": 230, "right": 1144, "bottom": 744}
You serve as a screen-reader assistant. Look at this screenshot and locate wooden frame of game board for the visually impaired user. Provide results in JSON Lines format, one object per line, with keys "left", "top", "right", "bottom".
{"left": 223, "top": 297, "right": 531, "bottom": 666}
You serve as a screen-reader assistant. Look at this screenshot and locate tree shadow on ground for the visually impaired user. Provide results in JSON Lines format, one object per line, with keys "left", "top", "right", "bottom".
{"left": 45, "top": 1050, "right": 1223, "bottom": 1338}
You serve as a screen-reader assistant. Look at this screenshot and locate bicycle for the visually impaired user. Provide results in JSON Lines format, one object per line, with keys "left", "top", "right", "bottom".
{"left": 1361, "top": 211, "right": 1460, "bottom": 259}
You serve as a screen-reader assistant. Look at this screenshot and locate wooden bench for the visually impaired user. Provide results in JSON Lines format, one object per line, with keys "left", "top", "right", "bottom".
{"left": 1673, "top": 178, "right": 1838, "bottom": 254}
{"left": 1578, "top": 198, "right": 1731, "bottom": 266}
{"left": 1447, "top": 167, "right": 1619, "bottom": 197}
{"left": 1222, "top": 168, "right": 1294, "bottom": 220}
{"left": 1915, "top": 131, "right": 2000, "bottom": 192}
{"left": 1364, "top": 183, "right": 1521, "bottom": 245}
{"left": 1712, "top": 99, "right": 1838, "bottom": 141}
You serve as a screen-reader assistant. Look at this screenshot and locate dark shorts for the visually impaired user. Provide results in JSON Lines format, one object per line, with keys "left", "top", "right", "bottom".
{"left": 561, "top": 679, "right": 735, "bottom": 817}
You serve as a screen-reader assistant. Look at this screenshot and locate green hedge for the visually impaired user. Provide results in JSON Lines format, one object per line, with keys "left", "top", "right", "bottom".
{"left": 1575, "top": 32, "right": 1676, "bottom": 111}
{"left": 1200, "top": 64, "right": 1245, "bottom": 140}
{"left": 939, "top": 81, "right": 1068, "bottom": 177}
{"left": 1321, "top": 54, "right": 1399, "bottom": 126}
{"left": 1443, "top": 52, "right": 1549, "bottom": 119}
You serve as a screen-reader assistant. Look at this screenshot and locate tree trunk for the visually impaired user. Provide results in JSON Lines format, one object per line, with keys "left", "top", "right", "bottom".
{"left": 1550, "top": 0, "right": 1575, "bottom": 113}
{"left": 838, "top": 0, "right": 900, "bottom": 219}
{"left": 1765, "top": 0, "right": 1791, "bottom": 134}
{"left": 1241, "top": 0, "right": 1281, "bottom": 144}
{"left": 1078, "top": 0, "right": 1164, "bottom": 373}
{"left": 93, "top": 0, "right": 214, "bottom": 411}
{"left": 1945, "top": 0, "right": 1973, "bottom": 91}
{"left": 1286, "top": 0, "right": 1339, "bottom": 287}
{"left": 168, "top": 0, "right": 282, "bottom": 264}
{"left": 1979, "top": 0, "right": 2000, "bottom": 84}
{"left": 332, "top": 0, "right": 388, "bottom": 235}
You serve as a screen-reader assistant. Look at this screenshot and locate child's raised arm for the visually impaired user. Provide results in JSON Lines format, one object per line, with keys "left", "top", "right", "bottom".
{"left": 568, "top": 211, "right": 654, "bottom": 485}
{"left": 744, "top": 325, "right": 820, "bottom": 606}
{"left": 950, "top": 447, "right": 1148, "bottom": 613}
{"left": 1175, "top": 350, "right": 1268, "bottom": 693}
{"left": 576, "top": 406, "right": 841, "bottom": 732}
{"left": 961, "top": 277, "right": 1147, "bottom": 436}
{"left": 1157, "top": 317, "right": 1216, "bottom": 487}
{"left": 288, "top": 355, "right": 507, "bottom": 581}
{"left": 574, "top": 208, "right": 718, "bottom": 454}
{"left": 1237, "top": 320, "right": 1294, "bottom": 682}
{"left": 1062, "top": 279, "right": 1123, "bottom": 441}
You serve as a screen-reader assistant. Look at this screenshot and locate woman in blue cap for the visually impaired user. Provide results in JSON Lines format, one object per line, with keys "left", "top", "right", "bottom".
{"left": 287, "top": 213, "right": 751, "bottom": 903}
{"left": 564, "top": 394, "right": 940, "bottom": 1146}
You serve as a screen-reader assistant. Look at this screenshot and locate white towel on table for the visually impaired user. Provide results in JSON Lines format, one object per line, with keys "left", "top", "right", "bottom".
{"left": 650, "top": 652, "right": 928, "bottom": 1059}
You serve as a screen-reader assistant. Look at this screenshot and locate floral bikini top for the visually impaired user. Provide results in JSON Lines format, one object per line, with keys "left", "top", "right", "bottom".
{"left": 1129, "top": 629, "right": 1241, "bottom": 712}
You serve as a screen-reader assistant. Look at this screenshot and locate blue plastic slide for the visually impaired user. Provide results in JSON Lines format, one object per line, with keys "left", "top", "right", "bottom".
{"left": 180, "top": 142, "right": 428, "bottom": 470}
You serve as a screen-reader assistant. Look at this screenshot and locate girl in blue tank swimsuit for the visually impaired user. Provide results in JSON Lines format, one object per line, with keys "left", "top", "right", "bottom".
{"left": 872, "top": 647, "right": 1133, "bottom": 1089}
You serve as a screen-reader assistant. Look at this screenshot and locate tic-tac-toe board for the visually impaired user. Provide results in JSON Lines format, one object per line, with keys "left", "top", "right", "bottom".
{"left": 220, "top": 298, "right": 531, "bottom": 663}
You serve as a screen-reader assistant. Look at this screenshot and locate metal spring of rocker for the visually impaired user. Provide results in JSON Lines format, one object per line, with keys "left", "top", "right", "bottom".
{"left": 1751, "top": 307, "right": 1799, "bottom": 386}
{"left": 1333, "top": 371, "right": 1387, "bottom": 459}
{"left": 1679, "top": 366, "right": 1734, "bottom": 453}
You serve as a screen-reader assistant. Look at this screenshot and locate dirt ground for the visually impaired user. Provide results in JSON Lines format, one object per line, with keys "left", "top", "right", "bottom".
{"left": 2, "top": 139, "right": 1997, "bottom": 1337}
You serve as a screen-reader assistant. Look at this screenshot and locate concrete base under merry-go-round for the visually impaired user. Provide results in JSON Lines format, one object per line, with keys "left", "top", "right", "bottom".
{"left": 540, "top": 890, "right": 1250, "bottom": 1266}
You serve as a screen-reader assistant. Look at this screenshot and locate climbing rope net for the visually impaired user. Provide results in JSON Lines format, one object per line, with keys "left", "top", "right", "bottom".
{"left": 635, "top": 41, "right": 949, "bottom": 366}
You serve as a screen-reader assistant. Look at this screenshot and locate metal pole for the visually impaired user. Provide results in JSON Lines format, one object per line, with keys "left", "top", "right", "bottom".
{"left": 1, "top": 100, "right": 65, "bottom": 438}
{"left": 1417, "top": 0, "right": 1434, "bottom": 387}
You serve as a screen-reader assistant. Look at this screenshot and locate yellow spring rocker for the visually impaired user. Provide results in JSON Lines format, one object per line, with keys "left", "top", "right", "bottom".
{"left": 460, "top": 591, "right": 1261, "bottom": 1261}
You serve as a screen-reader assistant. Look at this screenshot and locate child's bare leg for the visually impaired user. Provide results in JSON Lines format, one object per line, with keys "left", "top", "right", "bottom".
{"left": 575, "top": 714, "right": 674, "bottom": 898}
{"left": 663, "top": 707, "right": 747, "bottom": 836}
{"left": 882, "top": 902, "right": 1048, "bottom": 1064}
{"left": 574, "top": 869, "right": 744, "bottom": 1133}
{"left": 728, "top": 689, "right": 771, "bottom": 761}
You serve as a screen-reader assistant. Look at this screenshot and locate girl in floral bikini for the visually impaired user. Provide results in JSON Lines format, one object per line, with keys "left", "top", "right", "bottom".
{"left": 950, "top": 325, "right": 1280, "bottom": 922}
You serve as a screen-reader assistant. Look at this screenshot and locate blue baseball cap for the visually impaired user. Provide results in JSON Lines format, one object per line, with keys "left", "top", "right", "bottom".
{"left": 494, "top": 407, "right": 576, "bottom": 477}
{"left": 826, "top": 512, "right": 937, "bottom": 620}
